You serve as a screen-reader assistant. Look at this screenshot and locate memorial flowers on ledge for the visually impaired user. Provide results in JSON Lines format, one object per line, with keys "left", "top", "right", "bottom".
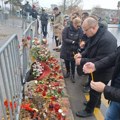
{"left": 25, "top": 61, "right": 51, "bottom": 82}
{"left": 30, "top": 46, "right": 50, "bottom": 62}
{"left": 32, "top": 61, "right": 44, "bottom": 78}
{"left": 41, "top": 38, "right": 48, "bottom": 45}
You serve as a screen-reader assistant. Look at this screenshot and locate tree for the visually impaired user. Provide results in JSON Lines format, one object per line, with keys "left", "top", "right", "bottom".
{"left": 117, "top": 1, "right": 120, "bottom": 9}
{"left": 5, "top": 0, "right": 22, "bottom": 7}
{"left": 66, "top": 0, "right": 82, "bottom": 7}
{"left": 117, "top": 1, "right": 120, "bottom": 22}
{"left": 62, "top": 0, "right": 82, "bottom": 14}
{"left": 4, "top": 0, "right": 23, "bottom": 14}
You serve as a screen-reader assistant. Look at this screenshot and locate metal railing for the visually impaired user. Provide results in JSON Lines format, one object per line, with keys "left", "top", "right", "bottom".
{"left": 0, "top": 19, "right": 39, "bottom": 120}
{"left": 0, "top": 34, "right": 22, "bottom": 120}
{"left": 22, "top": 20, "right": 38, "bottom": 81}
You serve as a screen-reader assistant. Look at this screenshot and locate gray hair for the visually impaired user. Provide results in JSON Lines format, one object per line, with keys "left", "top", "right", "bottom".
{"left": 85, "top": 17, "right": 98, "bottom": 27}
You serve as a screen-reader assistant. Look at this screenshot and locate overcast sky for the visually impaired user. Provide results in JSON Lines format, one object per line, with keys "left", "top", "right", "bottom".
{"left": 0, "top": 0, "right": 119, "bottom": 10}
{"left": 38, "top": 0, "right": 119, "bottom": 9}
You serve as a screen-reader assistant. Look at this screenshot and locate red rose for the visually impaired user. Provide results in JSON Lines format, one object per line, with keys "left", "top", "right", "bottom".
{"left": 27, "top": 36, "right": 31, "bottom": 40}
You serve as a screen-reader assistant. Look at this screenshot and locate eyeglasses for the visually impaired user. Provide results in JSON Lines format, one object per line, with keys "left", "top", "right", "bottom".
{"left": 83, "top": 27, "right": 92, "bottom": 32}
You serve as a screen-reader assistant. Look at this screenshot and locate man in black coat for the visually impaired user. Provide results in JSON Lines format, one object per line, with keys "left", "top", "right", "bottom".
{"left": 40, "top": 9, "right": 48, "bottom": 38}
{"left": 22, "top": 1, "right": 32, "bottom": 29}
{"left": 83, "top": 46, "right": 120, "bottom": 120}
{"left": 30, "top": 5, "right": 38, "bottom": 20}
{"left": 75, "top": 17, "right": 117, "bottom": 117}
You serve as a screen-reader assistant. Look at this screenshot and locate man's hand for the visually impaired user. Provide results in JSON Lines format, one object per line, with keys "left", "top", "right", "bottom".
{"left": 90, "top": 81, "right": 106, "bottom": 93}
{"left": 75, "top": 57, "right": 82, "bottom": 65}
{"left": 74, "top": 53, "right": 82, "bottom": 59}
{"left": 79, "top": 41, "right": 85, "bottom": 49}
{"left": 83, "top": 62, "right": 96, "bottom": 73}
{"left": 74, "top": 53, "right": 82, "bottom": 65}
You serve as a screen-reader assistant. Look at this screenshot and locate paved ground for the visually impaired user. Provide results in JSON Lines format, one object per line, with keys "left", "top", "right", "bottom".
{"left": 0, "top": 17, "right": 108, "bottom": 120}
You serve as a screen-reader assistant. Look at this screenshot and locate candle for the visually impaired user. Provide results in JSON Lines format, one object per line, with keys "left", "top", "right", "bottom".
{"left": 61, "top": 113, "right": 66, "bottom": 120}
{"left": 57, "top": 109, "right": 63, "bottom": 119}
{"left": 91, "top": 72, "right": 94, "bottom": 81}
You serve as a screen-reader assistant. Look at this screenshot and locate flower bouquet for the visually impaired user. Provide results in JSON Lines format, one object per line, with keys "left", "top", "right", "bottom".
{"left": 30, "top": 46, "right": 50, "bottom": 62}
{"left": 41, "top": 38, "right": 48, "bottom": 45}
{"left": 25, "top": 61, "right": 51, "bottom": 82}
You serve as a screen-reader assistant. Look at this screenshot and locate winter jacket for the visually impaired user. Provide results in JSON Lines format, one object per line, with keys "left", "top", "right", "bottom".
{"left": 53, "top": 12, "right": 64, "bottom": 39}
{"left": 60, "top": 24, "right": 83, "bottom": 61}
{"left": 40, "top": 12, "right": 48, "bottom": 25}
{"left": 30, "top": 9, "right": 38, "bottom": 19}
{"left": 80, "top": 23, "right": 117, "bottom": 82}
{"left": 22, "top": 3, "right": 32, "bottom": 16}
{"left": 94, "top": 46, "right": 120, "bottom": 102}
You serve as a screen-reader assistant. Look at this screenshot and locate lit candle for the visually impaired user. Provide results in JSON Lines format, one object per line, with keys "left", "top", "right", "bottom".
{"left": 61, "top": 113, "right": 66, "bottom": 120}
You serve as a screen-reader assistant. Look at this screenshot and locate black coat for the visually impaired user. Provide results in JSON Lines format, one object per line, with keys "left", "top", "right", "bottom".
{"left": 40, "top": 12, "right": 48, "bottom": 25}
{"left": 22, "top": 3, "right": 32, "bottom": 16}
{"left": 60, "top": 25, "right": 83, "bottom": 61}
{"left": 95, "top": 46, "right": 120, "bottom": 102}
{"left": 30, "top": 9, "right": 38, "bottom": 19}
{"left": 80, "top": 24, "right": 117, "bottom": 82}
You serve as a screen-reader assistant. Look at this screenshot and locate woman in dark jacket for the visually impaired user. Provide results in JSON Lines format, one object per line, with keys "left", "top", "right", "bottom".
{"left": 83, "top": 46, "right": 120, "bottom": 120}
{"left": 60, "top": 17, "right": 83, "bottom": 83}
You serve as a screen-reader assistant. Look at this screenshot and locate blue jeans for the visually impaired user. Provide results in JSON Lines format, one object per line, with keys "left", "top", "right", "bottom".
{"left": 105, "top": 101, "right": 120, "bottom": 120}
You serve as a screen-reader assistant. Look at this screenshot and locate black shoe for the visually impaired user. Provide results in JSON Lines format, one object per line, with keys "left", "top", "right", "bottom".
{"left": 71, "top": 75, "right": 75, "bottom": 83}
{"left": 56, "top": 49, "right": 61, "bottom": 52}
{"left": 95, "top": 104, "right": 100, "bottom": 108}
{"left": 83, "top": 101, "right": 100, "bottom": 108}
{"left": 76, "top": 110, "right": 93, "bottom": 117}
{"left": 64, "top": 72, "right": 70, "bottom": 78}
{"left": 82, "top": 86, "right": 90, "bottom": 93}
{"left": 83, "top": 101, "right": 88, "bottom": 106}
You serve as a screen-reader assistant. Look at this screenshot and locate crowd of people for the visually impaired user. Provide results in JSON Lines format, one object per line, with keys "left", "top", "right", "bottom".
{"left": 53, "top": 8, "right": 119, "bottom": 119}
{"left": 21, "top": 2, "right": 120, "bottom": 119}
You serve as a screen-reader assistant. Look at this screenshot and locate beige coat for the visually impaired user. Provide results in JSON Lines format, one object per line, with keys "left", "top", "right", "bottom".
{"left": 53, "top": 12, "right": 64, "bottom": 40}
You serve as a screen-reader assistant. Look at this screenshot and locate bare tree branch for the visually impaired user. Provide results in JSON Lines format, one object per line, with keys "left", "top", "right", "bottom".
{"left": 62, "top": 0, "right": 82, "bottom": 14}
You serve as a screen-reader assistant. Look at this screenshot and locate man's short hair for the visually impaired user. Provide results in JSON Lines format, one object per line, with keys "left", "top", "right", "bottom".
{"left": 82, "top": 12, "right": 89, "bottom": 16}
{"left": 42, "top": 8, "right": 45, "bottom": 11}
{"left": 53, "top": 7, "right": 59, "bottom": 11}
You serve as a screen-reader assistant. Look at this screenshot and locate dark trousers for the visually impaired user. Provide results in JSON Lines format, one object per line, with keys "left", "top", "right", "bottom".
{"left": 41, "top": 24, "right": 47, "bottom": 37}
{"left": 85, "top": 80, "right": 108, "bottom": 113}
{"left": 64, "top": 60, "right": 75, "bottom": 76}
{"left": 55, "top": 36, "right": 61, "bottom": 47}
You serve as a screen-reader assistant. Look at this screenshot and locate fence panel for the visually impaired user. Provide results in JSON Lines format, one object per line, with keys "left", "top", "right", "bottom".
{"left": 0, "top": 19, "right": 39, "bottom": 120}
{"left": 0, "top": 34, "right": 22, "bottom": 120}
{"left": 22, "top": 20, "right": 37, "bottom": 81}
